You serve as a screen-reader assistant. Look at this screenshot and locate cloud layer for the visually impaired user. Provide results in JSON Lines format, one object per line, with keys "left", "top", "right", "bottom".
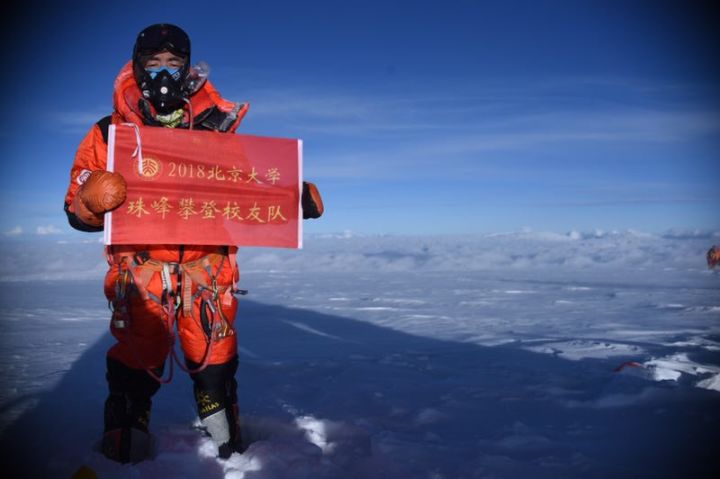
{"left": 1, "top": 230, "right": 715, "bottom": 282}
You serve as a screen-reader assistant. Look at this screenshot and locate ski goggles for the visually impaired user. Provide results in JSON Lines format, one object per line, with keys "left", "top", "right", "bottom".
{"left": 134, "top": 24, "right": 190, "bottom": 59}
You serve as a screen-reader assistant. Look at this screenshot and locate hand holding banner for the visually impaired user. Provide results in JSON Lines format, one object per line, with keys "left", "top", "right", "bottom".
{"left": 105, "top": 124, "right": 302, "bottom": 248}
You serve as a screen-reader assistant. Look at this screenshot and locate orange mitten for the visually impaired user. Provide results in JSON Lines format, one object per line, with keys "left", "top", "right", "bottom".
{"left": 71, "top": 171, "right": 127, "bottom": 227}
{"left": 71, "top": 194, "right": 104, "bottom": 227}
{"left": 302, "top": 181, "right": 324, "bottom": 219}
{"left": 78, "top": 171, "right": 127, "bottom": 214}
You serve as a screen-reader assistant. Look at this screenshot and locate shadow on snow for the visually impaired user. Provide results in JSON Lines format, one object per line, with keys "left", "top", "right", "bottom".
{"left": 1, "top": 298, "right": 719, "bottom": 478}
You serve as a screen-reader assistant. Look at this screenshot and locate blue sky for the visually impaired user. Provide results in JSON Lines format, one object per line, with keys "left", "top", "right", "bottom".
{"left": 1, "top": 0, "right": 718, "bottom": 239}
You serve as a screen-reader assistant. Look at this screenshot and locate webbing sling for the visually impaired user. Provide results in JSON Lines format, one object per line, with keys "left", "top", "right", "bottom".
{"left": 110, "top": 251, "right": 239, "bottom": 383}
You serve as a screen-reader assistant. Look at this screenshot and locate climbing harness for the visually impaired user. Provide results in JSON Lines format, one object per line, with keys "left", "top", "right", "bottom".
{"left": 108, "top": 250, "right": 246, "bottom": 383}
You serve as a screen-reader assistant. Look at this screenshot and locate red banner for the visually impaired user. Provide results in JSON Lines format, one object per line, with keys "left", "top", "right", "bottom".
{"left": 104, "top": 124, "right": 302, "bottom": 248}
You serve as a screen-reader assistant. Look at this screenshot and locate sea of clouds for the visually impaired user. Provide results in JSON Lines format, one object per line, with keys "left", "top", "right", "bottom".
{"left": 1, "top": 229, "right": 716, "bottom": 282}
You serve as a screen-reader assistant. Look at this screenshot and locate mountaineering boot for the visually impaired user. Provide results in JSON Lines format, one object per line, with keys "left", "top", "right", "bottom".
{"left": 101, "top": 394, "right": 152, "bottom": 463}
{"left": 189, "top": 355, "right": 245, "bottom": 458}
{"left": 216, "top": 401, "right": 245, "bottom": 459}
{"left": 101, "top": 357, "right": 162, "bottom": 463}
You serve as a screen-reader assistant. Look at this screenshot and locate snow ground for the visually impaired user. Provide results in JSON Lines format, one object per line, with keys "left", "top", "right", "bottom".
{"left": 0, "top": 232, "right": 718, "bottom": 478}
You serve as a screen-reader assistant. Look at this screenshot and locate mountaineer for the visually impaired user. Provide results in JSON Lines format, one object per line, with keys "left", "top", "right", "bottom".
{"left": 64, "top": 23, "right": 323, "bottom": 463}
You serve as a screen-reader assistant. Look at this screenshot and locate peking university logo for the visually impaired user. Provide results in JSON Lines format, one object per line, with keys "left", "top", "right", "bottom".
{"left": 133, "top": 157, "right": 162, "bottom": 180}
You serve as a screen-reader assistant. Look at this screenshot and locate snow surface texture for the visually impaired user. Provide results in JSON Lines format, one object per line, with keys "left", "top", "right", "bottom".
{"left": 0, "top": 232, "right": 718, "bottom": 478}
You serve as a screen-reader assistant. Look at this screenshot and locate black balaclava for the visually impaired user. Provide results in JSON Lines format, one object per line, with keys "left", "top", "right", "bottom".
{"left": 132, "top": 23, "right": 191, "bottom": 115}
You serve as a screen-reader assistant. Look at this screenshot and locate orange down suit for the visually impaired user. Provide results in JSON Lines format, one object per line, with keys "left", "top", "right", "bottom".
{"left": 64, "top": 61, "right": 250, "bottom": 371}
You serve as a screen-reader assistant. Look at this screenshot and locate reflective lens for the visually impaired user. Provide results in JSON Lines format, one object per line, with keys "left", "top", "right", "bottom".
{"left": 146, "top": 67, "right": 180, "bottom": 80}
